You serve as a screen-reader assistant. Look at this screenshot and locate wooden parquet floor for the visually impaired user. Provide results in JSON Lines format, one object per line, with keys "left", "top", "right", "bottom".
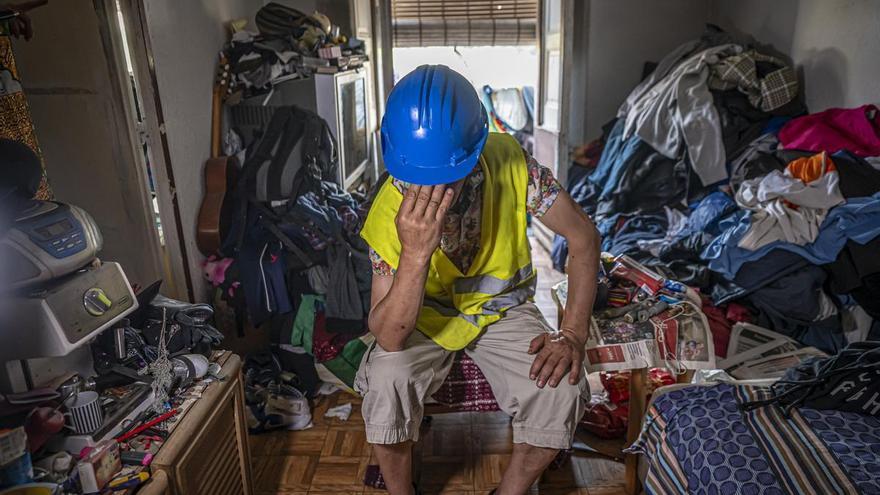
{"left": 249, "top": 393, "right": 627, "bottom": 495}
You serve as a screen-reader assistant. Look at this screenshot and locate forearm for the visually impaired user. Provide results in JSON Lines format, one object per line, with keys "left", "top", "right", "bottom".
{"left": 368, "top": 251, "right": 430, "bottom": 351}
{"left": 560, "top": 226, "right": 600, "bottom": 344}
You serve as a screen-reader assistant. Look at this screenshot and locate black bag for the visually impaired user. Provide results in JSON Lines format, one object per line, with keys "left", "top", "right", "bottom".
{"left": 255, "top": 3, "right": 321, "bottom": 39}
{"left": 742, "top": 341, "right": 880, "bottom": 416}
{"left": 240, "top": 105, "right": 337, "bottom": 203}
{"left": 224, "top": 105, "right": 338, "bottom": 255}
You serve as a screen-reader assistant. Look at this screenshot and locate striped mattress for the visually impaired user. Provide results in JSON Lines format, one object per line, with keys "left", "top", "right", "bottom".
{"left": 627, "top": 383, "right": 880, "bottom": 494}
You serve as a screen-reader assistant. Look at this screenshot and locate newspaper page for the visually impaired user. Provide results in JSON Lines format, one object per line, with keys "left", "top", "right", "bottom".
{"left": 582, "top": 300, "right": 716, "bottom": 372}
{"left": 726, "top": 323, "right": 793, "bottom": 357}
{"left": 719, "top": 339, "right": 801, "bottom": 369}
{"left": 721, "top": 323, "right": 828, "bottom": 380}
{"left": 727, "top": 347, "right": 826, "bottom": 380}
{"left": 719, "top": 323, "right": 800, "bottom": 369}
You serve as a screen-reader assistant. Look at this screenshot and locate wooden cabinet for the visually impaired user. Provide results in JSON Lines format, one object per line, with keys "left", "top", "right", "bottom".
{"left": 139, "top": 352, "right": 253, "bottom": 495}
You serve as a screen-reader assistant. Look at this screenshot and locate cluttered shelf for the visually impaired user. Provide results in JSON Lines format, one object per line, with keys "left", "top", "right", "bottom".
{"left": 0, "top": 351, "right": 253, "bottom": 493}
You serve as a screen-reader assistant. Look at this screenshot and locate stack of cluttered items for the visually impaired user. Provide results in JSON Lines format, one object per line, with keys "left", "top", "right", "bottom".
{"left": 554, "top": 24, "right": 880, "bottom": 363}
{"left": 718, "top": 322, "right": 828, "bottom": 380}
{"left": 220, "top": 2, "right": 368, "bottom": 102}
{"left": 199, "top": 6, "right": 375, "bottom": 430}
{"left": 554, "top": 253, "right": 715, "bottom": 439}
{"left": 201, "top": 99, "right": 374, "bottom": 424}
{"left": 0, "top": 285, "right": 227, "bottom": 493}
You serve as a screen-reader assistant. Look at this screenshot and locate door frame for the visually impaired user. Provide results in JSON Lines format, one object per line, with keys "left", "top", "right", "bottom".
{"left": 105, "top": 0, "right": 195, "bottom": 301}
{"left": 536, "top": 0, "right": 575, "bottom": 184}
{"left": 533, "top": 0, "right": 575, "bottom": 251}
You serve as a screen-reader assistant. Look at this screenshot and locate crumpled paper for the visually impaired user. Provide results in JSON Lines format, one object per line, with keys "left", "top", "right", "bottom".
{"left": 324, "top": 402, "right": 352, "bottom": 421}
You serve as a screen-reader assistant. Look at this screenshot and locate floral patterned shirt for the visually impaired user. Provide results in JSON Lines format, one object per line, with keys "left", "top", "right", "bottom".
{"left": 369, "top": 148, "right": 561, "bottom": 276}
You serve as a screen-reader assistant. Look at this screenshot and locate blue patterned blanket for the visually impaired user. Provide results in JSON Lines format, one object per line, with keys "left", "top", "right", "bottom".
{"left": 628, "top": 383, "right": 880, "bottom": 495}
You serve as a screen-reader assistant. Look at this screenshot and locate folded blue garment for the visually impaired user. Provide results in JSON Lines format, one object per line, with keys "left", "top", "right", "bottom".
{"left": 702, "top": 192, "right": 880, "bottom": 279}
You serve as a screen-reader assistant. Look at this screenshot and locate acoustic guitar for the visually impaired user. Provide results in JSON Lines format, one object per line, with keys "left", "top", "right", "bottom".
{"left": 196, "top": 54, "right": 239, "bottom": 255}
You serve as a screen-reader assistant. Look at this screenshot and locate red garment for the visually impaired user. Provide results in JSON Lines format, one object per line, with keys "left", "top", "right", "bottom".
{"left": 725, "top": 302, "right": 752, "bottom": 325}
{"left": 572, "top": 139, "right": 605, "bottom": 168}
{"left": 599, "top": 369, "right": 675, "bottom": 405}
{"left": 702, "top": 303, "right": 731, "bottom": 358}
{"left": 701, "top": 297, "right": 753, "bottom": 358}
{"left": 312, "top": 310, "right": 357, "bottom": 362}
{"left": 581, "top": 402, "right": 628, "bottom": 439}
{"left": 779, "top": 105, "right": 880, "bottom": 157}
{"left": 429, "top": 353, "right": 500, "bottom": 412}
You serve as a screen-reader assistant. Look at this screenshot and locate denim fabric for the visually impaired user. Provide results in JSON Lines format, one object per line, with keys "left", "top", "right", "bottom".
{"left": 702, "top": 192, "right": 880, "bottom": 279}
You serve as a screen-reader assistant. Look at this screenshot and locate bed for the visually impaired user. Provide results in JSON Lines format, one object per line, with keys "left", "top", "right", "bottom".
{"left": 628, "top": 382, "right": 880, "bottom": 494}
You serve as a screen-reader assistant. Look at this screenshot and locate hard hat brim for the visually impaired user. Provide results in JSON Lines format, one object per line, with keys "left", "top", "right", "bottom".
{"left": 383, "top": 128, "right": 489, "bottom": 186}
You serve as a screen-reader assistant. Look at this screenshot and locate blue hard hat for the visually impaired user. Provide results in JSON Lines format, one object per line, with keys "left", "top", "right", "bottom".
{"left": 381, "top": 65, "right": 489, "bottom": 185}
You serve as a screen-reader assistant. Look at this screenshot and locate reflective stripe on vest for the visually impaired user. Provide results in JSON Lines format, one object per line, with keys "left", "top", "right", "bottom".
{"left": 454, "top": 263, "right": 535, "bottom": 295}
{"left": 361, "top": 133, "right": 533, "bottom": 350}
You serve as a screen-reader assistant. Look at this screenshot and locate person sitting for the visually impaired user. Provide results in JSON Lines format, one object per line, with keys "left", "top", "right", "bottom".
{"left": 357, "top": 65, "right": 601, "bottom": 495}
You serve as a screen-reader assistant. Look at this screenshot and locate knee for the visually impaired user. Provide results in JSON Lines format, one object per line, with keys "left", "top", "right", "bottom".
{"left": 364, "top": 351, "right": 425, "bottom": 396}
{"left": 360, "top": 351, "right": 431, "bottom": 433}
{"left": 547, "top": 380, "right": 586, "bottom": 410}
{"left": 523, "top": 380, "right": 586, "bottom": 417}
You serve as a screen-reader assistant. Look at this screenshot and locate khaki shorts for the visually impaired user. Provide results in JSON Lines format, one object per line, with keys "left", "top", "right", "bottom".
{"left": 354, "top": 303, "right": 588, "bottom": 450}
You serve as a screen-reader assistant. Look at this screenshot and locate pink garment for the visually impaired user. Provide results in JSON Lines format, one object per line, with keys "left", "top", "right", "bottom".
{"left": 202, "top": 256, "right": 234, "bottom": 286}
{"left": 779, "top": 105, "right": 880, "bottom": 157}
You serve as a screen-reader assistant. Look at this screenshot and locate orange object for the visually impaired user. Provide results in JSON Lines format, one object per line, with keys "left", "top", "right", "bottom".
{"left": 787, "top": 151, "right": 837, "bottom": 183}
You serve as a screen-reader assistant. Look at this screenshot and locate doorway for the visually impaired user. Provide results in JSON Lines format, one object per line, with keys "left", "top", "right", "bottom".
{"left": 389, "top": 0, "right": 540, "bottom": 156}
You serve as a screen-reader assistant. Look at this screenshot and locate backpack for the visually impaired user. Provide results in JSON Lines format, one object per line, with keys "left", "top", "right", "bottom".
{"left": 223, "top": 105, "right": 338, "bottom": 256}
{"left": 240, "top": 105, "right": 337, "bottom": 203}
{"left": 741, "top": 341, "right": 880, "bottom": 416}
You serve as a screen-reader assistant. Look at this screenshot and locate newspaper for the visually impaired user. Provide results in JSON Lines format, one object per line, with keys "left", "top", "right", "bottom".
{"left": 727, "top": 347, "right": 827, "bottom": 380}
{"left": 721, "top": 323, "right": 827, "bottom": 380}
{"left": 582, "top": 300, "right": 716, "bottom": 372}
{"left": 720, "top": 323, "right": 798, "bottom": 368}
{"left": 726, "top": 323, "right": 792, "bottom": 357}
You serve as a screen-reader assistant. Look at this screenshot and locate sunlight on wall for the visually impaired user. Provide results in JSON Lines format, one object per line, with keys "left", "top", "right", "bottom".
{"left": 392, "top": 46, "right": 538, "bottom": 91}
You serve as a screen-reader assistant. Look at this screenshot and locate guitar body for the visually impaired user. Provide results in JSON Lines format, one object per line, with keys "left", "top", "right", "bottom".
{"left": 196, "top": 155, "right": 239, "bottom": 255}
{"left": 196, "top": 53, "right": 238, "bottom": 256}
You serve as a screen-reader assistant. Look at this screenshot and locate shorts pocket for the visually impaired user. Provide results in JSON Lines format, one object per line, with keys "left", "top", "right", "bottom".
{"left": 354, "top": 341, "right": 378, "bottom": 395}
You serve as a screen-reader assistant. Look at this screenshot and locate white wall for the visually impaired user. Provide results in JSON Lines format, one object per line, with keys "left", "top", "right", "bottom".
{"left": 580, "top": 0, "right": 710, "bottom": 140}
{"left": 142, "top": 0, "right": 257, "bottom": 300}
{"left": 710, "top": 0, "right": 880, "bottom": 111}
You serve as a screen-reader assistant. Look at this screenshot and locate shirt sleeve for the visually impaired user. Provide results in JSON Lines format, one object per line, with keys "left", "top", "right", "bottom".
{"left": 369, "top": 247, "right": 396, "bottom": 276}
{"left": 368, "top": 181, "right": 407, "bottom": 277}
{"left": 524, "top": 148, "right": 562, "bottom": 217}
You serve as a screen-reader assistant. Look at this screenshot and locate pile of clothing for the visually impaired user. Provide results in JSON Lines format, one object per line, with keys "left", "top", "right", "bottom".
{"left": 554, "top": 25, "right": 880, "bottom": 355}
{"left": 203, "top": 174, "right": 372, "bottom": 332}
{"left": 202, "top": 108, "right": 372, "bottom": 396}
{"left": 284, "top": 294, "right": 372, "bottom": 392}
{"left": 222, "top": 3, "right": 368, "bottom": 100}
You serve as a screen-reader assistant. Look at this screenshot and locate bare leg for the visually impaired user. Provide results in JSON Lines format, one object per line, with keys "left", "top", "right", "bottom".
{"left": 496, "top": 443, "right": 559, "bottom": 495}
{"left": 372, "top": 442, "right": 414, "bottom": 495}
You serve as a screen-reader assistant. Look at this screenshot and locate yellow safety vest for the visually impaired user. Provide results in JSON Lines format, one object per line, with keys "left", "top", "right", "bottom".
{"left": 361, "top": 133, "right": 535, "bottom": 350}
